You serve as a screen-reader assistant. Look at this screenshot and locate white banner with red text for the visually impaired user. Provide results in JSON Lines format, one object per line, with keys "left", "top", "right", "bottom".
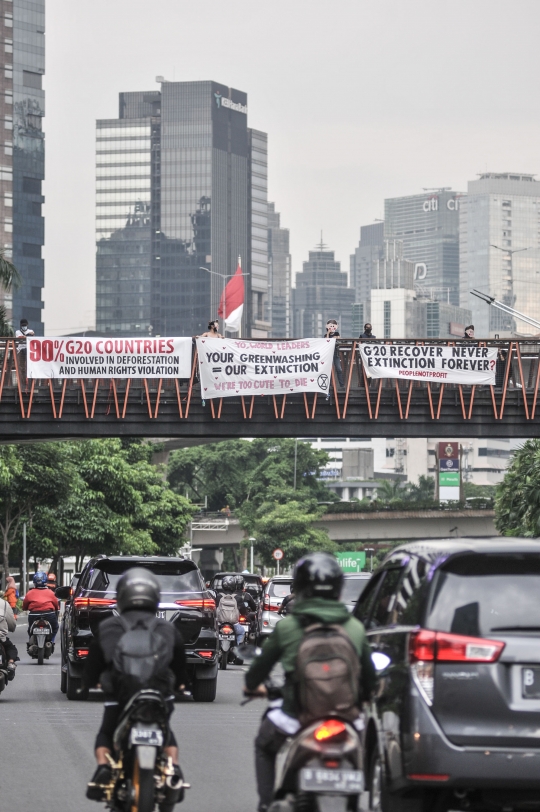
{"left": 26, "top": 336, "right": 193, "bottom": 379}
{"left": 196, "top": 337, "right": 336, "bottom": 399}
{"left": 359, "top": 343, "right": 497, "bottom": 385}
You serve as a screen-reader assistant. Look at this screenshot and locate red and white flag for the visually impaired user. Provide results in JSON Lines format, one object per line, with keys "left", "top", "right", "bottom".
{"left": 218, "top": 262, "right": 244, "bottom": 332}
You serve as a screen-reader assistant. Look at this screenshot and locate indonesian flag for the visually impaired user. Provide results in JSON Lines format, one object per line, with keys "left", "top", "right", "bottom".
{"left": 218, "top": 262, "right": 244, "bottom": 332}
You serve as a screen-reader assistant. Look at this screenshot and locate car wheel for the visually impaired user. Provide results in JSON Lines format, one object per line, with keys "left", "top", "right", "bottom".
{"left": 60, "top": 663, "right": 67, "bottom": 693}
{"left": 192, "top": 675, "right": 217, "bottom": 702}
{"left": 66, "top": 666, "right": 88, "bottom": 701}
{"left": 369, "top": 751, "right": 443, "bottom": 812}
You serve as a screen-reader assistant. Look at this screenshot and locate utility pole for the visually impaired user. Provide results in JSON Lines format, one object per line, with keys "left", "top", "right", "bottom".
{"left": 22, "top": 523, "right": 27, "bottom": 596}
{"left": 293, "top": 438, "right": 298, "bottom": 490}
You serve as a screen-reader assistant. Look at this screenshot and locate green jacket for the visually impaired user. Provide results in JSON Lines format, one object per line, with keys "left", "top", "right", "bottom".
{"left": 245, "top": 597, "right": 377, "bottom": 718}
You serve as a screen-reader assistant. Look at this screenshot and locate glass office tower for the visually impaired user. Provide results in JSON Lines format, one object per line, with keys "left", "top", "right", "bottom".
{"left": 385, "top": 189, "right": 462, "bottom": 307}
{"left": 0, "top": 0, "right": 45, "bottom": 333}
{"left": 268, "top": 202, "right": 291, "bottom": 338}
{"left": 96, "top": 80, "right": 269, "bottom": 337}
{"left": 292, "top": 242, "right": 355, "bottom": 337}
{"left": 460, "top": 173, "right": 540, "bottom": 337}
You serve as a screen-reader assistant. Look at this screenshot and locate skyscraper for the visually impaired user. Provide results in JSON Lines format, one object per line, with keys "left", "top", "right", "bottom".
{"left": 292, "top": 241, "right": 355, "bottom": 337}
{"left": 460, "top": 173, "right": 540, "bottom": 336}
{"left": 350, "top": 221, "right": 384, "bottom": 306}
{"left": 384, "top": 189, "right": 463, "bottom": 306}
{"left": 96, "top": 80, "right": 269, "bottom": 337}
{"left": 0, "top": 0, "right": 45, "bottom": 333}
{"left": 268, "top": 202, "right": 291, "bottom": 337}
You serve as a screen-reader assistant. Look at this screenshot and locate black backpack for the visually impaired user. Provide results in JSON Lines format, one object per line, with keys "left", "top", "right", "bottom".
{"left": 112, "top": 615, "right": 172, "bottom": 700}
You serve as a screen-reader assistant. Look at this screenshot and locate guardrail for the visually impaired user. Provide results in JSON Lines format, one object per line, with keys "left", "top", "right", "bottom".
{"left": 0, "top": 337, "right": 536, "bottom": 423}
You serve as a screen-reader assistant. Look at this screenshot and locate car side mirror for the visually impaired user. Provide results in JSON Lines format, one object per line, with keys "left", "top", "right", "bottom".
{"left": 55, "top": 585, "right": 72, "bottom": 601}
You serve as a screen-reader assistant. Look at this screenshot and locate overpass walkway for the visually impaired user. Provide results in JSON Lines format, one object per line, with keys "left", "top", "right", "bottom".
{"left": 0, "top": 338, "right": 538, "bottom": 440}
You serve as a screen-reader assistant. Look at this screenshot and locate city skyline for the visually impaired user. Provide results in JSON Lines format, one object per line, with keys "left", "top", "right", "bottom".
{"left": 42, "top": 0, "right": 540, "bottom": 335}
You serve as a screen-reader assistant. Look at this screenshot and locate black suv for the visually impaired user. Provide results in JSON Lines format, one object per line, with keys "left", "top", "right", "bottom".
{"left": 355, "top": 538, "right": 540, "bottom": 812}
{"left": 57, "top": 555, "right": 218, "bottom": 703}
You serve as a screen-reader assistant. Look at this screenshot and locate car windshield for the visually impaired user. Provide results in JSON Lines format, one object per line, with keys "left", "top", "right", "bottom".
{"left": 268, "top": 582, "right": 291, "bottom": 598}
{"left": 427, "top": 554, "right": 540, "bottom": 637}
{"left": 341, "top": 577, "right": 369, "bottom": 604}
{"left": 86, "top": 560, "right": 203, "bottom": 595}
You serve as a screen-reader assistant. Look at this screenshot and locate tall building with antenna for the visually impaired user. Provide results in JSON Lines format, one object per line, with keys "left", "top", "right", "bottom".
{"left": 292, "top": 236, "right": 355, "bottom": 337}
{"left": 95, "top": 79, "right": 270, "bottom": 337}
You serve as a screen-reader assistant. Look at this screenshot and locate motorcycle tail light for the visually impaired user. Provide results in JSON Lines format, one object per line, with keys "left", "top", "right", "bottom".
{"left": 239, "top": 615, "right": 246, "bottom": 622}
{"left": 221, "top": 625, "right": 233, "bottom": 634}
{"left": 313, "top": 719, "right": 347, "bottom": 742}
{"left": 175, "top": 598, "right": 216, "bottom": 610}
{"left": 75, "top": 648, "right": 89, "bottom": 658}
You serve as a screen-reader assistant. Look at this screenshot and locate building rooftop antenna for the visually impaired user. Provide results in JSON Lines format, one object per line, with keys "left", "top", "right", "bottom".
{"left": 316, "top": 230, "right": 328, "bottom": 251}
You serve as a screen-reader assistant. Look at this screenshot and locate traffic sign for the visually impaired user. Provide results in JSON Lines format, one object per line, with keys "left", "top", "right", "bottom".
{"left": 273, "top": 548, "right": 284, "bottom": 561}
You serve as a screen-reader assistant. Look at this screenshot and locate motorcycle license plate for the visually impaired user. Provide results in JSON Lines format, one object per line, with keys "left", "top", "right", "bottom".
{"left": 299, "top": 768, "right": 364, "bottom": 794}
{"left": 130, "top": 728, "right": 163, "bottom": 747}
{"left": 34, "top": 631, "right": 47, "bottom": 636}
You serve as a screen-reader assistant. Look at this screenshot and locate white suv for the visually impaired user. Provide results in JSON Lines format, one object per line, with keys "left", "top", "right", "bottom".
{"left": 257, "top": 576, "right": 293, "bottom": 641}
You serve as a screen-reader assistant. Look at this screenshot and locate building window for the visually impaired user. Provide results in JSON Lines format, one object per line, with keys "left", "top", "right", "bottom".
{"left": 23, "top": 176, "right": 41, "bottom": 194}
{"left": 4, "top": 39, "right": 12, "bottom": 53}
{"left": 4, "top": 115, "right": 11, "bottom": 130}
{"left": 23, "top": 71, "right": 42, "bottom": 90}
{"left": 27, "top": 115, "right": 41, "bottom": 130}
{"left": 22, "top": 242, "right": 41, "bottom": 258}
{"left": 384, "top": 300, "right": 391, "bottom": 338}
{"left": 426, "top": 301, "right": 439, "bottom": 338}
{"left": 5, "top": 90, "right": 12, "bottom": 105}
{"left": 4, "top": 13, "right": 13, "bottom": 27}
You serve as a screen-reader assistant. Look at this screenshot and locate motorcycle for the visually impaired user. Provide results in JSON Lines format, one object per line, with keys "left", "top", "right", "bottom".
{"left": 0, "top": 641, "right": 11, "bottom": 696}
{"left": 27, "top": 615, "right": 54, "bottom": 665}
{"left": 240, "top": 645, "right": 365, "bottom": 812}
{"left": 91, "top": 688, "right": 189, "bottom": 812}
{"left": 218, "top": 622, "right": 236, "bottom": 670}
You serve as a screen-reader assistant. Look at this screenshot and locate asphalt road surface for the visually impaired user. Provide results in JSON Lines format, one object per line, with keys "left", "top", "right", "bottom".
{"left": 0, "top": 624, "right": 260, "bottom": 812}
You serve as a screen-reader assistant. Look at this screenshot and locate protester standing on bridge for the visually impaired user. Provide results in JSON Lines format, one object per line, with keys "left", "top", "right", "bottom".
{"left": 15, "top": 318, "right": 34, "bottom": 377}
{"left": 359, "top": 322, "right": 376, "bottom": 339}
{"left": 200, "top": 319, "right": 223, "bottom": 338}
{"left": 464, "top": 324, "right": 475, "bottom": 339}
{"left": 325, "top": 319, "right": 345, "bottom": 388}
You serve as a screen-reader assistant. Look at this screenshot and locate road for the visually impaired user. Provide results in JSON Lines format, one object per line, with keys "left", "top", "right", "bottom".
{"left": 0, "top": 624, "right": 260, "bottom": 812}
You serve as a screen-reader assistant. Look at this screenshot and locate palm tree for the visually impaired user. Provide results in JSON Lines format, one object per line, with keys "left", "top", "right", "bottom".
{"left": 375, "top": 479, "right": 407, "bottom": 502}
{"left": 0, "top": 249, "right": 21, "bottom": 336}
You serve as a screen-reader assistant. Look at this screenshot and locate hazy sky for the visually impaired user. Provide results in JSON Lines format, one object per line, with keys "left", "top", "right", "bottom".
{"left": 43, "top": 0, "right": 540, "bottom": 334}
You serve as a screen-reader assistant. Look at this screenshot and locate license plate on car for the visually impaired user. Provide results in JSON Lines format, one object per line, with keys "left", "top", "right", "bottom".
{"left": 522, "top": 667, "right": 540, "bottom": 698}
{"left": 299, "top": 768, "right": 364, "bottom": 793}
{"left": 130, "top": 728, "right": 163, "bottom": 747}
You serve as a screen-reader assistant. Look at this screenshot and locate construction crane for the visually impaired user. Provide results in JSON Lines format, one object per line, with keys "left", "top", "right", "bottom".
{"left": 470, "top": 289, "right": 540, "bottom": 333}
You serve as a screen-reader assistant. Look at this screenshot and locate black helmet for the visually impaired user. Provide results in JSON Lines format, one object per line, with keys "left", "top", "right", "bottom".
{"left": 235, "top": 575, "right": 245, "bottom": 590}
{"left": 292, "top": 553, "right": 343, "bottom": 601}
{"left": 222, "top": 575, "right": 236, "bottom": 593}
{"left": 116, "top": 567, "right": 160, "bottom": 613}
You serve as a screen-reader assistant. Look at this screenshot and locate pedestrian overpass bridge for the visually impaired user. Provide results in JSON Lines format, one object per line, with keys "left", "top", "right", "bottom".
{"left": 0, "top": 338, "right": 538, "bottom": 441}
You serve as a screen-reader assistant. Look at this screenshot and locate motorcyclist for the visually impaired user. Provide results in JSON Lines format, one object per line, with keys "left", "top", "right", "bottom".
{"left": 216, "top": 575, "right": 256, "bottom": 645}
{"left": 22, "top": 571, "right": 59, "bottom": 644}
{"left": 0, "top": 594, "right": 18, "bottom": 681}
{"left": 84, "top": 567, "right": 187, "bottom": 801}
{"left": 244, "top": 552, "right": 376, "bottom": 812}
{"left": 46, "top": 572, "right": 57, "bottom": 591}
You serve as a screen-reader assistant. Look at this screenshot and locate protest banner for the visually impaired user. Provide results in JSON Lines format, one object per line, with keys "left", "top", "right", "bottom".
{"left": 196, "top": 337, "right": 336, "bottom": 399}
{"left": 359, "top": 343, "right": 497, "bottom": 386}
{"left": 26, "top": 336, "right": 193, "bottom": 379}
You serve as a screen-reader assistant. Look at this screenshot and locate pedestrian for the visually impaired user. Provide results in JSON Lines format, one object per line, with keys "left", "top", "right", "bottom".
{"left": 325, "top": 319, "right": 345, "bottom": 388}
{"left": 464, "top": 324, "right": 475, "bottom": 339}
{"left": 3, "top": 576, "right": 18, "bottom": 619}
{"left": 359, "top": 322, "right": 376, "bottom": 339}
{"left": 200, "top": 319, "right": 223, "bottom": 338}
{"left": 15, "top": 318, "right": 34, "bottom": 377}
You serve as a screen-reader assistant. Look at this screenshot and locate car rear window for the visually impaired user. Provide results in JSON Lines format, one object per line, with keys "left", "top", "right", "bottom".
{"left": 427, "top": 554, "right": 540, "bottom": 637}
{"left": 341, "top": 577, "right": 369, "bottom": 604}
{"left": 268, "top": 582, "right": 291, "bottom": 598}
{"left": 86, "top": 560, "right": 204, "bottom": 595}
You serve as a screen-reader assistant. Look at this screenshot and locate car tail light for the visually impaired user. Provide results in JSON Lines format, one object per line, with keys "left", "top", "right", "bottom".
{"left": 221, "top": 624, "right": 233, "bottom": 634}
{"left": 314, "top": 719, "right": 347, "bottom": 742}
{"left": 409, "top": 630, "right": 505, "bottom": 664}
{"left": 409, "top": 630, "right": 505, "bottom": 707}
{"left": 239, "top": 615, "right": 246, "bottom": 622}
{"left": 175, "top": 598, "right": 216, "bottom": 610}
{"left": 75, "top": 648, "right": 89, "bottom": 658}
{"left": 263, "top": 598, "right": 279, "bottom": 612}
{"left": 73, "top": 597, "right": 116, "bottom": 608}
{"left": 198, "top": 650, "right": 214, "bottom": 659}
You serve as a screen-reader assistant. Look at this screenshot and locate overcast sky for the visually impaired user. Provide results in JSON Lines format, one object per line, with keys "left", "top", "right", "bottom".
{"left": 43, "top": 0, "right": 540, "bottom": 334}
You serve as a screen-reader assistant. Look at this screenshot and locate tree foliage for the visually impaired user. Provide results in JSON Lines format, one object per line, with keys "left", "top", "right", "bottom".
{"left": 495, "top": 440, "right": 539, "bottom": 536}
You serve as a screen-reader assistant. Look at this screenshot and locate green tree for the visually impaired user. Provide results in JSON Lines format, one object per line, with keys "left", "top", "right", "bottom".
{"left": 495, "top": 440, "right": 540, "bottom": 536}
{"left": 0, "top": 249, "right": 21, "bottom": 336}
{"left": 375, "top": 479, "right": 405, "bottom": 502}
{"left": 0, "top": 443, "right": 73, "bottom": 580}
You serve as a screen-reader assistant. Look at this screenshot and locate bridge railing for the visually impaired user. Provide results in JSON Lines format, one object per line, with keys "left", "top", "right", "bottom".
{"left": 0, "top": 337, "right": 539, "bottom": 423}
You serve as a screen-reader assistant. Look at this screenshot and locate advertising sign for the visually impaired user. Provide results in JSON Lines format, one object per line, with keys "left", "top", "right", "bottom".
{"left": 438, "top": 442, "right": 460, "bottom": 503}
{"left": 196, "top": 337, "right": 336, "bottom": 399}
{"left": 359, "top": 344, "right": 497, "bottom": 386}
{"left": 336, "top": 552, "right": 366, "bottom": 573}
{"left": 26, "top": 337, "right": 193, "bottom": 379}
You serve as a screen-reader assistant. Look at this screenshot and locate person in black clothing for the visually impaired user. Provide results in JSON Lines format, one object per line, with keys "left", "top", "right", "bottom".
{"left": 325, "top": 319, "right": 345, "bottom": 388}
{"left": 359, "top": 322, "right": 375, "bottom": 339}
{"left": 278, "top": 585, "right": 295, "bottom": 616}
{"left": 84, "top": 568, "right": 187, "bottom": 801}
{"left": 464, "top": 324, "right": 475, "bottom": 339}
{"left": 216, "top": 575, "right": 257, "bottom": 644}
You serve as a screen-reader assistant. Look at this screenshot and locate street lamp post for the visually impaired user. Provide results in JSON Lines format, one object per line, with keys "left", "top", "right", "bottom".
{"left": 364, "top": 547, "right": 375, "bottom": 572}
{"left": 249, "top": 537, "right": 255, "bottom": 574}
{"left": 199, "top": 261, "right": 249, "bottom": 336}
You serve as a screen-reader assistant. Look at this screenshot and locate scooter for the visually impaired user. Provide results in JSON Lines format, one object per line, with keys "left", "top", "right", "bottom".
{"left": 218, "top": 622, "right": 236, "bottom": 670}
{"left": 27, "top": 615, "right": 54, "bottom": 665}
{"left": 89, "top": 688, "right": 189, "bottom": 812}
{"left": 240, "top": 645, "right": 364, "bottom": 812}
{"left": 0, "top": 641, "right": 12, "bottom": 696}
